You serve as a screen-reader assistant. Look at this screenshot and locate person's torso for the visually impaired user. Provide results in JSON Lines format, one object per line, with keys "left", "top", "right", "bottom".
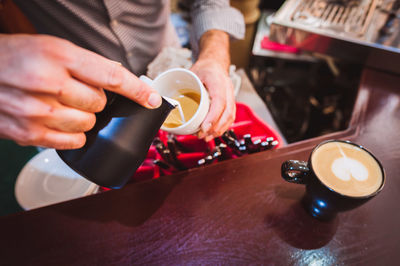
{"left": 14, "top": 0, "right": 180, "bottom": 74}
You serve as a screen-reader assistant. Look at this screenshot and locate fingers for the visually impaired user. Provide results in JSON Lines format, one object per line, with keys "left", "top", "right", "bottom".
{"left": 32, "top": 94, "right": 97, "bottom": 133}
{"left": 0, "top": 87, "right": 96, "bottom": 149}
{"left": 0, "top": 35, "right": 124, "bottom": 110}
{"left": 0, "top": 88, "right": 97, "bottom": 133}
{"left": 34, "top": 129, "right": 87, "bottom": 150}
{"left": 42, "top": 103, "right": 96, "bottom": 133}
{"left": 198, "top": 79, "right": 236, "bottom": 141}
{"left": 198, "top": 94, "right": 225, "bottom": 138}
{"left": 0, "top": 36, "right": 117, "bottom": 149}
{"left": 66, "top": 46, "right": 162, "bottom": 109}
{"left": 24, "top": 128, "right": 87, "bottom": 150}
{"left": 0, "top": 112, "right": 86, "bottom": 150}
{"left": 57, "top": 78, "right": 106, "bottom": 113}
{"left": 191, "top": 58, "right": 237, "bottom": 141}
{"left": 0, "top": 87, "right": 52, "bottom": 119}
{"left": 207, "top": 88, "right": 236, "bottom": 141}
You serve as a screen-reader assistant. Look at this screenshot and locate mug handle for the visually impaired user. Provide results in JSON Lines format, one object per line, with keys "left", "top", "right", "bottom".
{"left": 281, "top": 160, "right": 310, "bottom": 184}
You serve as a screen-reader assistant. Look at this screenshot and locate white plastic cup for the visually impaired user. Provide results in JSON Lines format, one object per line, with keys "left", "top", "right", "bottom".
{"left": 140, "top": 68, "right": 210, "bottom": 135}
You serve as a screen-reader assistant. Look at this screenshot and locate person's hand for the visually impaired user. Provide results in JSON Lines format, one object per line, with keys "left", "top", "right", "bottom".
{"left": 191, "top": 58, "right": 236, "bottom": 142}
{"left": 190, "top": 29, "right": 235, "bottom": 141}
{"left": 0, "top": 34, "right": 162, "bottom": 149}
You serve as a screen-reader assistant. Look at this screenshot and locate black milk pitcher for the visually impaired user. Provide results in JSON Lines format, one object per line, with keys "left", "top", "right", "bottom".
{"left": 56, "top": 94, "right": 175, "bottom": 189}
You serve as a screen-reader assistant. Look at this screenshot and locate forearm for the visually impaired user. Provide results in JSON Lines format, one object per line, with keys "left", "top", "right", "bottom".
{"left": 197, "top": 29, "right": 230, "bottom": 73}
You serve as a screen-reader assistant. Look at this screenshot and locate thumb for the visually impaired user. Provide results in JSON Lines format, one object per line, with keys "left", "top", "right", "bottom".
{"left": 66, "top": 47, "right": 162, "bottom": 108}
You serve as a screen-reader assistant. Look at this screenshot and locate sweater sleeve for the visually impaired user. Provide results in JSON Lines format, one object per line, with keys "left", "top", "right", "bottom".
{"left": 188, "top": 0, "right": 245, "bottom": 42}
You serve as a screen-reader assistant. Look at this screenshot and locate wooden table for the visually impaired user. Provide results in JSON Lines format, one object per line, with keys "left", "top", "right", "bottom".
{"left": 1, "top": 68, "right": 399, "bottom": 265}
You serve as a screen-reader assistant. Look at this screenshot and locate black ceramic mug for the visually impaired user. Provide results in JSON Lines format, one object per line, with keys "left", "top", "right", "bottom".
{"left": 57, "top": 95, "right": 175, "bottom": 189}
{"left": 281, "top": 140, "right": 385, "bottom": 220}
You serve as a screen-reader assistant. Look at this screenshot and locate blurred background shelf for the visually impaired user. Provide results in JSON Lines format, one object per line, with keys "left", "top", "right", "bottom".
{"left": 252, "top": 11, "right": 318, "bottom": 62}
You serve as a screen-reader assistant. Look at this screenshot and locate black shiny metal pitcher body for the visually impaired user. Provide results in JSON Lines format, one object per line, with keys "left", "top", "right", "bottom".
{"left": 57, "top": 95, "right": 175, "bottom": 189}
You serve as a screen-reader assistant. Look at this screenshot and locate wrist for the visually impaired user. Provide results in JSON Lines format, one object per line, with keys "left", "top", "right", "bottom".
{"left": 197, "top": 30, "right": 230, "bottom": 73}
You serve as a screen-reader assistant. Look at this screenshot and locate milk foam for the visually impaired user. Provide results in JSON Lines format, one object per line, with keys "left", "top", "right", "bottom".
{"left": 331, "top": 157, "right": 368, "bottom": 181}
{"left": 311, "top": 141, "right": 383, "bottom": 197}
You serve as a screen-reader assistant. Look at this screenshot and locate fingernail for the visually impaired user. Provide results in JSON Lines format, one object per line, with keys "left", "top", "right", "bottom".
{"left": 148, "top": 93, "right": 162, "bottom": 108}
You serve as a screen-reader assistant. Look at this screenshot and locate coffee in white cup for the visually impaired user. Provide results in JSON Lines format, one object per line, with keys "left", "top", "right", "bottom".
{"left": 140, "top": 68, "right": 210, "bottom": 135}
{"left": 163, "top": 89, "right": 201, "bottom": 128}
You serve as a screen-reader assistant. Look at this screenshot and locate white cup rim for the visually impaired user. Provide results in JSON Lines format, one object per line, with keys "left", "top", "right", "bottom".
{"left": 154, "top": 68, "right": 207, "bottom": 131}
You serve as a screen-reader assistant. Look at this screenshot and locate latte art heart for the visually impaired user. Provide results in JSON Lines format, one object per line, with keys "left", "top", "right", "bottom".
{"left": 331, "top": 157, "right": 368, "bottom": 181}
{"left": 311, "top": 141, "right": 383, "bottom": 197}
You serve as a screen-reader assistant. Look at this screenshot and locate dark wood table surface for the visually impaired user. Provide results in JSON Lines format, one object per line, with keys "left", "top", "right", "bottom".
{"left": 1, "top": 68, "right": 399, "bottom": 265}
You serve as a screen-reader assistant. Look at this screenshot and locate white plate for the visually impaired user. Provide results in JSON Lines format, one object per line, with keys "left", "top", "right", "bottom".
{"left": 15, "top": 149, "right": 99, "bottom": 210}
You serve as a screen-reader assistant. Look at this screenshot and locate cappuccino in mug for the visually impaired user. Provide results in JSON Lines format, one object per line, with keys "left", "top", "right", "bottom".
{"left": 311, "top": 141, "right": 383, "bottom": 197}
{"left": 281, "top": 140, "right": 385, "bottom": 219}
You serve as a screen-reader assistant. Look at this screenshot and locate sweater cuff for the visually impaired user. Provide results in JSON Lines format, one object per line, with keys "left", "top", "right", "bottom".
{"left": 191, "top": 7, "right": 245, "bottom": 42}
